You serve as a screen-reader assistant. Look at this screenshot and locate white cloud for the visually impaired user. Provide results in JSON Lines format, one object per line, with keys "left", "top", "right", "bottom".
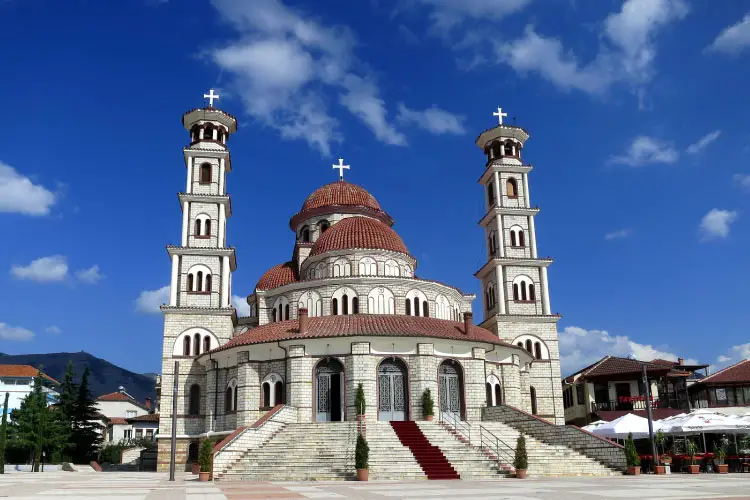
{"left": 232, "top": 295, "right": 251, "bottom": 316}
{"left": 713, "top": 343, "right": 750, "bottom": 370}
{"left": 699, "top": 208, "right": 738, "bottom": 241}
{"left": 608, "top": 136, "right": 679, "bottom": 167}
{"left": 686, "top": 130, "right": 721, "bottom": 154}
{"left": 494, "top": 0, "right": 688, "bottom": 96}
{"left": 45, "top": 326, "right": 61, "bottom": 334}
{"left": 396, "top": 103, "right": 466, "bottom": 135}
{"left": 209, "top": 0, "right": 405, "bottom": 154}
{"left": 604, "top": 228, "right": 632, "bottom": 240}
{"left": 11, "top": 255, "right": 68, "bottom": 282}
{"left": 75, "top": 265, "right": 104, "bottom": 284}
{"left": 415, "top": 0, "right": 532, "bottom": 32}
{"left": 0, "top": 322, "right": 35, "bottom": 341}
{"left": 732, "top": 174, "right": 750, "bottom": 190}
{"left": 705, "top": 13, "right": 750, "bottom": 55}
{"left": 559, "top": 325, "right": 696, "bottom": 376}
{"left": 0, "top": 161, "right": 57, "bottom": 216}
{"left": 135, "top": 285, "right": 170, "bottom": 314}
{"left": 716, "top": 355, "right": 732, "bottom": 363}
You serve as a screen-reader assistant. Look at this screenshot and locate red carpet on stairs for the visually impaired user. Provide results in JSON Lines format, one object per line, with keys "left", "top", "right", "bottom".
{"left": 390, "top": 421, "right": 460, "bottom": 480}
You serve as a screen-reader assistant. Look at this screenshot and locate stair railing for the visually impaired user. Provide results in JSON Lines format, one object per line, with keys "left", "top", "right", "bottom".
{"left": 439, "top": 410, "right": 471, "bottom": 442}
{"left": 478, "top": 425, "right": 515, "bottom": 467}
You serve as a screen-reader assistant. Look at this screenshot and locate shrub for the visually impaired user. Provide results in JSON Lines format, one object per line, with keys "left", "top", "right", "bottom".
{"left": 422, "top": 389, "right": 434, "bottom": 418}
{"left": 355, "top": 383, "right": 366, "bottom": 416}
{"left": 686, "top": 439, "right": 698, "bottom": 465}
{"left": 355, "top": 433, "right": 369, "bottom": 470}
{"left": 98, "top": 443, "right": 126, "bottom": 465}
{"left": 199, "top": 439, "right": 213, "bottom": 473}
{"left": 624, "top": 432, "right": 640, "bottom": 467}
{"left": 713, "top": 442, "right": 727, "bottom": 465}
{"left": 513, "top": 434, "right": 528, "bottom": 471}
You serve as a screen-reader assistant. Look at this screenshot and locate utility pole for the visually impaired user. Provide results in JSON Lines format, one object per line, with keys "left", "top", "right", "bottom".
{"left": 0, "top": 392, "right": 9, "bottom": 474}
{"left": 642, "top": 364, "right": 658, "bottom": 473}
{"left": 169, "top": 361, "right": 179, "bottom": 481}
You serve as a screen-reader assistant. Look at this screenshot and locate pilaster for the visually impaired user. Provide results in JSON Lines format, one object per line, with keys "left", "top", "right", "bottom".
{"left": 236, "top": 351, "right": 260, "bottom": 426}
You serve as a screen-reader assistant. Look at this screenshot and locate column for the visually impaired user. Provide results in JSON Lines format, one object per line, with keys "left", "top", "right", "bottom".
{"left": 219, "top": 204, "right": 226, "bottom": 247}
{"left": 495, "top": 265, "right": 506, "bottom": 315}
{"left": 495, "top": 215, "right": 505, "bottom": 258}
{"left": 540, "top": 266, "right": 551, "bottom": 315}
{"left": 219, "top": 158, "right": 226, "bottom": 195}
{"left": 523, "top": 173, "right": 531, "bottom": 208}
{"left": 236, "top": 351, "right": 260, "bottom": 426}
{"left": 169, "top": 254, "right": 179, "bottom": 306}
{"left": 181, "top": 201, "right": 189, "bottom": 246}
{"left": 288, "top": 345, "right": 313, "bottom": 421}
{"left": 186, "top": 157, "right": 193, "bottom": 194}
{"left": 528, "top": 215, "right": 538, "bottom": 258}
{"left": 222, "top": 255, "right": 230, "bottom": 307}
{"left": 493, "top": 171, "right": 502, "bottom": 208}
{"left": 205, "top": 363, "right": 217, "bottom": 432}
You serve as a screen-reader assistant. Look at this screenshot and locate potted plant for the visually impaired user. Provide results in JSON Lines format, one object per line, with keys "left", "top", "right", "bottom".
{"left": 422, "top": 388, "right": 434, "bottom": 421}
{"left": 714, "top": 443, "right": 728, "bottom": 474}
{"left": 655, "top": 431, "right": 668, "bottom": 475}
{"left": 198, "top": 439, "right": 213, "bottom": 482}
{"left": 355, "top": 432, "right": 369, "bottom": 481}
{"left": 686, "top": 440, "right": 699, "bottom": 474}
{"left": 514, "top": 434, "right": 528, "bottom": 479}
{"left": 624, "top": 432, "right": 641, "bottom": 475}
{"left": 355, "top": 383, "right": 366, "bottom": 421}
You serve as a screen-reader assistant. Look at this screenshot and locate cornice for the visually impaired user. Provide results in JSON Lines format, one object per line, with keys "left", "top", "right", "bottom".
{"left": 177, "top": 192, "right": 232, "bottom": 217}
{"left": 478, "top": 206, "right": 540, "bottom": 226}
{"left": 166, "top": 245, "right": 237, "bottom": 271}
{"left": 161, "top": 305, "right": 238, "bottom": 325}
{"left": 474, "top": 257, "right": 553, "bottom": 278}
{"left": 478, "top": 163, "right": 534, "bottom": 184}
{"left": 183, "top": 148, "right": 232, "bottom": 173}
{"left": 480, "top": 313, "right": 562, "bottom": 326}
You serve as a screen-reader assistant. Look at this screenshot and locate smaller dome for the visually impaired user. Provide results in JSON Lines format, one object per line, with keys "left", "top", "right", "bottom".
{"left": 301, "top": 181, "right": 382, "bottom": 214}
{"left": 256, "top": 262, "right": 298, "bottom": 291}
{"left": 310, "top": 217, "right": 409, "bottom": 257}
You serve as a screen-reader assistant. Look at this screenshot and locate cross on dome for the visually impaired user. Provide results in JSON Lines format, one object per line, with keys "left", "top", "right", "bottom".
{"left": 332, "top": 158, "right": 350, "bottom": 180}
{"left": 203, "top": 89, "right": 220, "bottom": 107}
{"left": 493, "top": 107, "right": 508, "bottom": 125}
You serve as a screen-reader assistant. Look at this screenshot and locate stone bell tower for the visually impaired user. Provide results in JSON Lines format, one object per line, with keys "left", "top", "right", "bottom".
{"left": 157, "top": 89, "right": 239, "bottom": 471}
{"left": 473, "top": 107, "right": 564, "bottom": 424}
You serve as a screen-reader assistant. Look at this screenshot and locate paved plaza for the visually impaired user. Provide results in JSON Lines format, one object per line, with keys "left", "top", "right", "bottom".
{"left": 0, "top": 472, "right": 748, "bottom": 500}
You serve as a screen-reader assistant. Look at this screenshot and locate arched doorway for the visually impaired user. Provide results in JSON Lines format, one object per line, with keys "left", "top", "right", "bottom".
{"left": 378, "top": 358, "right": 407, "bottom": 421}
{"left": 315, "top": 358, "right": 344, "bottom": 422}
{"left": 438, "top": 360, "right": 464, "bottom": 419}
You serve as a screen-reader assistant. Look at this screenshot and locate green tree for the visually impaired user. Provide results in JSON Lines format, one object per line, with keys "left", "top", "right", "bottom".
{"left": 70, "top": 367, "right": 103, "bottom": 462}
{"left": 355, "top": 384, "right": 366, "bottom": 416}
{"left": 513, "top": 434, "right": 528, "bottom": 471}
{"left": 199, "top": 439, "right": 213, "bottom": 473}
{"left": 55, "top": 361, "right": 76, "bottom": 460}
{"left": 624, "top": 432, "right": 640, "bottom": 467}
{"left": 355, "top": 432, "right": 369, "bottom": 470}
{"left": 0, "top": 392, "right": 9, "bottom": 473}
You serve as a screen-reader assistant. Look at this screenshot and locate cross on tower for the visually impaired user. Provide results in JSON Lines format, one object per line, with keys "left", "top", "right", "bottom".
{"left": 203, "top": 89, "right": 220, "bottom": 107}
{"left": 332, "top": 158, "right": 350, "bottom": 180}
{"left": 493, "top": 107, "right": 508, "bottom": 125}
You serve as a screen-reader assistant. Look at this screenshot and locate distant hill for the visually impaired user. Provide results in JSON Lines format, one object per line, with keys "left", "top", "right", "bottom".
{"left": 0, "top": 352, "right": 156, "bottom": 403}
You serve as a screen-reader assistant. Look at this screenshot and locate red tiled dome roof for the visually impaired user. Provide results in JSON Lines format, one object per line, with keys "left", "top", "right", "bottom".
{"left": 310, "top": 217, "right": 409, "bottom": 257}
{"left": 255, "top": 261, "right": 298, "bottom": 291}
{"left": 301, "top": 181, "right": 382, "bottom": 213}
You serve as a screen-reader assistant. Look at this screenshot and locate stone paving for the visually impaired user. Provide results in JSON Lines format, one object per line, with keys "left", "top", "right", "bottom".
{"left": 0, "top": 471, "right": 748, "bottom": 499}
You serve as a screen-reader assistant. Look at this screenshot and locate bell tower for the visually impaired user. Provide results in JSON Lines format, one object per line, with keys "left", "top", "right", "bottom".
{"left": 474, "top": 108, "right": 564, "bottom": 424}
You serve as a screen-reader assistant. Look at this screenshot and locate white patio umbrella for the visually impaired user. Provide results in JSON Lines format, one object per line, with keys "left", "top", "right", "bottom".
{"left": 590, "top": 413, "right": 653, "bottom": 440}
{"left": 660, "top": 412, "right": 748, "bottom": 435}
{"left": 582, "top": 420, "right": 607, "bottom": 433}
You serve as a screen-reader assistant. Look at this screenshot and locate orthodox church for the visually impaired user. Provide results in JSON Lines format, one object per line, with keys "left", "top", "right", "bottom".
{"left": 156, "top": 92, "right": 565, "bottom": 470}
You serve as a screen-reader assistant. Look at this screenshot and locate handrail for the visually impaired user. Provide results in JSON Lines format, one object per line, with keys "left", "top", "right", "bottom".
{"left": 478, "top": 425, "right": 515, "bottom": 466}
{"left": 439, "top": 410, "right": 471, "bottom": 442}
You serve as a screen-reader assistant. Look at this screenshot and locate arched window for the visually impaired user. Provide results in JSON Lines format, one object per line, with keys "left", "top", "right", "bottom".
{"left": 486, "top": 375, "right": 503, "bottom": 407}
{"left": 196, "top": 271, "right": 204, "bottom": 292}
{"left": 331, "top": 287, "right": 356, "bottom": 316}
{"left": 525, "top": 339, "right": 533, "bottom": 353}
{"left": 318, "top": 220, "right": 330, "bottom": 233}
{"left": 262, "top": 382, "right": 271, "bottom": 408}
{"left": 486, "top": 383, "right": 492, "bottom": 406}
{"left": 490, "top": 142, "right": 502, "bottom": 159}
{"left": 414, "top": 298, "right": 420, "bottom": 316}
{"left": 342, "top": 294, "right": 349, "bottom": 315}
{"left": 203, "top": 335, "right": 211, "bottom": 353}
{"left": 273, "top": 296, "right": 290, "bottom": 321}
{"left": 512, "top": 283, "right": 519, "bottom": 301}
{"left": 284, "top": 304, "right": 290, "bottom": 320}
{"left": 332, "top": 298, "right": 339, "bottom": 315}
{"left": 518, "top": 230, "right": 525, "bottom": 247}
{"left": 434, "top": 295, "right": 450, "bottom": 320}
{"left": 513, "top": 276, "right": 535, "bottom": 302}
{"left": 300, "top": 226, "right": 310, "bottom": 242}
{"left": 406, "top": 290, "right": 428, "bottom": 317}
{"left": 205, "top": 274, "right": 212, "bottom": 292}
{"left": 384, "top": 260, "right": 399, "bottom": 276}
{"left": 510, "top": 226, "right": 524, "bottom": 248}
{"left": 194, "top": 333, "right": 201, "bottom": 355}
{"left": 187, "top": 274, "right": 194, "bottom": 292}
{"left": 188, "top": 384, "right": 201, "bottom": 416}
{"left": 183, "top": 336, "right": 191, "bottom": 356}
{"left": 352, "top": 297, "right": 359, "bottom": 314}
{"left": 529, "top": 283, "right": 535, "bottom": 301}
{"left": 298, "top": 290, "right": 323, "bottom": 317}
{"left": 403, "top": 265, "right": 413, "bottom": 277}
{"left": 333, "top": 259, "right": 351, "bottom": 277}
{"left": 358, "top": 257, "right": 377, "bottom": 276}
{"left": 194, "top": 219, "right": 202, "bottom": 236}
{"left": 485, "top": 282, "right": 496, "bottom": 309}
{"left": 487, "top": 182, "right": 495, "bottom": 206}
{"left": 199, "top": 163, "right": 212, "bottom": 184}
{"left": 506, "top": 178, "right": 518, "bottom": 198}
{"left": 316, "top": 262, "right": 328, "bottom": 279}
{"left": 488, "top": 230, "right": 497, "bottom": 256}
{"left": 367, "top": 287, "right": 395, "bottom": 314}
{"left": 423, "top": 301, "right": 429, "bottom": 317}
{"left": 225, "top": 379, "right": 237, "bottom": 413}
{"left": 495, "top": 384, "right": 502, "bottom": 406}
{"left": 503, "top": 141, "right": 514, "bottom": 156}
{"left": 204, "top": 219, "right": 211, "bottom": 237}
{"left": 187, "top": 441, "right": 199, "bottom": 462}
{"left": 190, "top": 125, "right": 200, "bottom": 143}
{"left": 534, "top": 342, "right": 542, "bottom": 360}
{"left": 405, "top": 299, "right": 411, "bottom": 315}
{"left": 530, "top": 386, "right": 538, "bottom": 415}
{"left": 274, "top": 381, "right": 284, "bottom": 404}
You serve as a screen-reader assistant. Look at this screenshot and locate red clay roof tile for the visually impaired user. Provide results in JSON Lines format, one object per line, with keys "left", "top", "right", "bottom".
{"left": 310, "top": 216, "right": 409, "bottom": 257}
{"left": 301, "top": 181, "right": 382, "bottom": 213}
{"left": 697, "top": 359, "right": 750, "bottom": 385}
{"left": 255, "top": 261, "right": 299, "bottom": 291}
{"left": 0, "top": 364, "right": 59, "bottom": 384}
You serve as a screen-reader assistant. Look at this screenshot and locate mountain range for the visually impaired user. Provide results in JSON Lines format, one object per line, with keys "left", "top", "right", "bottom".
{"left": 0, "top": 351, "right": 157, "bottom": 403}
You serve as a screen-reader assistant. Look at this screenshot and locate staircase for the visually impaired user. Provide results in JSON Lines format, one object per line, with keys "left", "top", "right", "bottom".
{"left": 367, "top": 421, "right": 427, "bottom": 480}
{"left": 479, "top": 421, "right": 621, "bottom": 476}
{"left": 416, "top": 421, "right": 511, "bottom": 479}
{"left": 216, "top": 422, "right": 357, "bottom": 481}
{"left": 390, "top": 421, "right": 460, "bottom": 479}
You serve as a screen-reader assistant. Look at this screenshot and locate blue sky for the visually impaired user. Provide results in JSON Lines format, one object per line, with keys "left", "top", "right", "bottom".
{"left": 1, "top": 0, "right": 749, "bottom": 377}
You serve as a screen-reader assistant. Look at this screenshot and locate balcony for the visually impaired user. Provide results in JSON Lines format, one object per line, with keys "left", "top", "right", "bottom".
{"left": 592, "top": 396, "right": 689, "bottom": 413}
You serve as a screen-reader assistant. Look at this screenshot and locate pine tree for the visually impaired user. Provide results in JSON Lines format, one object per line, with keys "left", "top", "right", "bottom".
{"left": 56, "top": 361, "right": 77, "bottom": 460}
{"left": 71, "top": 368, "right": 103, "bottom": 462}
{"left": 0, "top": 392, "right": 9, "bottom": 473}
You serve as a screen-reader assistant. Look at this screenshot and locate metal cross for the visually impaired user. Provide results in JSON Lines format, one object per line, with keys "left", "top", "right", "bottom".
{"left": 493, "top": 107, "right": 508, "bottom": 125}
{"left": 203, "top": 89, "right": 220, "bottom": 107}
{"left": 332, "top": 158, "right": 350, "bottom": 180}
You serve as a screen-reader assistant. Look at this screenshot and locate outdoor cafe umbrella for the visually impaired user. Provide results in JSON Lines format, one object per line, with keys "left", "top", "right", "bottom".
{"left": 582, "top": 420, "right": 607, "bottom": 433}
{"left": 659, "top": 412, "right": 748, "bottom": 435}
{"left": 590, "top": 413, "right": 653, "bottom": 440}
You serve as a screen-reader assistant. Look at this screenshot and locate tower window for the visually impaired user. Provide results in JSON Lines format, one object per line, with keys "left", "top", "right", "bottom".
{"left": 518, "top": 230, "right": 525, "bottom": 247}
{"left": 204, "top": 219, "right": 211, "bottom": 237}
{"left": 503, "top": 141, "right": 514, "bottom": 156}
{"left": 188, "top": 384, "right": 201, "bottom": 416}
{"left": 525, "top": 339, "right": 532, "bottom": 353}
{"left": 194, "top": 219, "right": 202, "bottom": 236}
{"left": 332, "top": 298, "right": 339, "bottom": 315}
{"left": 423, "top": 301, "right": 429, "bottom": 318}
{"left": 300, "top": 226, "right": 310, "bottom": 242}
{"left": 510, "top": 231, "right": 517, "bottom": 247}
{"left": 512, "top": 276, "right": 535, "bottom": 302}
{"left": 405, "top": 299, "right": 411, "bottom": 315}
{"left": 506, "top": 178, "right": 518, "bottom": 198}
{"left": 183, "top": 336, "right": 191, "bottom": 356}
{"left": 199, "top": 164, "right": 212, "bottom": 184}
{"left": 491, "top": 142, "right": 502, "bottom": 159}
{"left": 187, "top": 274, "right": 194, "bottom": 292}
{"left": 194, "top": 332, "right": 201, "bottom": 355}
{"left": 487, "top": 182, "right": 495, "bottom": 206}
{"left": 203, "top": 335, "right": 211, "bottom": 353}
{"left": 318, "top": 220, "right": 330, "bottom": 233}
{"left": 534, "top": 342, "right": 542, "bottom": 360}
{"left": 352, "top": 297, "right": 359, "bottom": 314}
{"left": 342, "top": 294, "right": 349, "bottom": 315}
{"left": 205, "top": 274, "right": 212, "bottom": 292}
{"left": 204, "top": 125, "right": 214, "bottom": 141}
{"left": 284, "top": 304, "right": 290, "bottom": 320}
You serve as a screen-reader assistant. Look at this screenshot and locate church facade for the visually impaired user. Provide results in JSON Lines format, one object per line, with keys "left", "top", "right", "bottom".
{"left": 156, "top": 95, "right": 564, "bottom": 471}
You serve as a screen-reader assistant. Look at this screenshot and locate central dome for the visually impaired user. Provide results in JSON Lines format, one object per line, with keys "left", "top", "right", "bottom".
{"left": 301, "top": 181, "right": 382, "bottom": 213}
{"left": 310, "top": 216, "right": 409, "bottom": 257}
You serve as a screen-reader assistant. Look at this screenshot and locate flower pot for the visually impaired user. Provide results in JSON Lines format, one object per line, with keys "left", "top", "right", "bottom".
{"left": 516, "top": 469, "right": 527, "bottom": 479}
{"left": 425, "top": 415, "right": 433, "bottom": 422}
{"left": 627, "top": 466, "right": 641, "bottom": 475}
{"left": 191, "top": 462, "right": 200, "bottom": 475}
{"left": 198, "top": 472, "right": 211, "bottom": 482}
{"left": 655, "top": 465, "right": 666, "bottom": 475}
{"left": 687, "top": 464, "right": 700, "bottom": 474}
{"left": 357, "top": 468, "right": 369, "bottom": 481}
{"left": 716, "top": 464, "right": 728, "bottom": 474}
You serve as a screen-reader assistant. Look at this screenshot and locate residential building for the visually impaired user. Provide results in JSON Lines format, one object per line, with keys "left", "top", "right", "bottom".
{"left": 689, "top": 358, "right": 750, "bottom": 411}
{"left": 96, "top": 388, "right": 155, "bottom": 443}
{"left": 0, "top": 364, "right": 60, "bottom": 412}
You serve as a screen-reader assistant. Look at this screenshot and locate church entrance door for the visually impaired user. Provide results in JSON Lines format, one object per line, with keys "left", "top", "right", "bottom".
{"left": 378, "top": 358, "right": 407, "bottom": 421}
{"left": 316, "top": 358, "right": 344, "bottom": 422}
{"left": 439, "top": 361, "right": 463, "bottom": 419}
